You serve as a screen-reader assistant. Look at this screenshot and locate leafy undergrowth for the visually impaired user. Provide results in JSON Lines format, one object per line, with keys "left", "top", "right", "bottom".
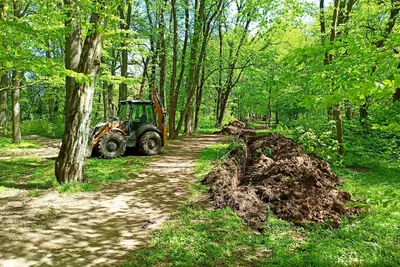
{"left": 125, "top": 138, "right": 400, "bottom": 266}
{"left": 0, "top": 156, "right": 149, "bottom": 194}
{"left": 0, "top": 137, "right": 42, "bottom": 151}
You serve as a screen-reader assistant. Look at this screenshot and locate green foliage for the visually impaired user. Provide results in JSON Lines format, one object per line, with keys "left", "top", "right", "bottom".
{"left": 22, "top": 120, "right": 65, "bottom": 139}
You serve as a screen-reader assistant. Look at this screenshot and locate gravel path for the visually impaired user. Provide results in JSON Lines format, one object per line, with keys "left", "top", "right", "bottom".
{"left": 0, "top": 135, "right": 223, "bottom": 267}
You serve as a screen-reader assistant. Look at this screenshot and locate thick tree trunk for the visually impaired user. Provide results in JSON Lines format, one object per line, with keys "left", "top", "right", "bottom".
{"left": 64, "top": 0, "right": 82, "bottom": 123}
{"left": 0, "top": 73, "right": 8, "bottom": 135}
{"left": 11, "top": 70, "right": 21, "bottom": 143}
{"left": 55, "top": 13, "right": 103, "bottom": 184}
{"left": 168, "top": 0, "right": 179, "bottom": 137}
{"left": 0, "top": 2, "right": 8, "bottom": 135}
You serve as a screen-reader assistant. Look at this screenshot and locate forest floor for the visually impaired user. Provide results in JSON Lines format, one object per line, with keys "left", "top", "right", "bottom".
{"left": 0, "top": 135, "right": 60, "bottom": 159}
{"left": 0, "top": 134, "right": 224, "bottom": 267}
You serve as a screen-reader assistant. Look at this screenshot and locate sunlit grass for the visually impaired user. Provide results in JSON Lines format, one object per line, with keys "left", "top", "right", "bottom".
{"left": 0, "top": 137, "right": 42, "bottom": 151}
{"left": 0, "top": 155, "right": 149, "bottom": 194}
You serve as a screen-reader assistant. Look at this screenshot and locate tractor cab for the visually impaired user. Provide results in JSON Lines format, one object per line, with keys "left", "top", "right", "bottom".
{"left": 117, "top": 100, "right": 159, "bottom": 147}
{"left": 87, "top": 89, "right": 167, "bottom": 159}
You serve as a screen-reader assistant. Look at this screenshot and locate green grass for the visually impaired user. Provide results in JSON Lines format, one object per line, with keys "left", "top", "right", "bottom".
{"left": 0, "top": 137, "right": 42, "bottom": 151}
{"left": 0, "top": 156, "right": 149, "bottom": 193}
{"left": 124, "top": 139, "right": 400, "bottom": 267}
{"left": 194, "top": 128, "right": 218, "bottom": 135}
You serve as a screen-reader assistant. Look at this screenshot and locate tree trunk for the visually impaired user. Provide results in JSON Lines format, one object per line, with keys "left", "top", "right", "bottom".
{"left": 0, "top": 73, "right": 8, "bottom": 135}
{"left": 0, "top": 1, "right": 8, "bottom": 135}
{"left": 159, "top": 0, "right": 167, "bottom": 108}
{"left": 267, "top": 86, "right": 272, "bottom": 128}
{"left": 118, "top": 1, "right": 132, "bottom": 101}
{"left": 345, "top": 99, "right": 352, "bottom": 120}
{"left": 103, "top": 81, "right": 109, "bottom": 121}
{"left": 168, "top": 0, "right": 179, "bottom": 137}
{"left": 215, "top": 23, "right": 223, "bottom": 128}
{"left": 139, "top": 57, "right": 149, "bottom": 99}
{"left": 177, "top": 0, "right": 204, "bottom": 136}
{"left": 11, "top": 70, "right": 21, "bottom": 143}
{"left": 216, "top": 16, "right": 251, "bottom": 126}
{"left": 334, "top": 105, "right": 343, "bottom": 157}
{"left": 194, "top": 54, "right": 206, "bottom": 131}
{"left": 394, "top": 88, "right": 400, "bottom": 102}
{"left": 64, "top": 0, "right": 82, "bottom": 124}
{"left": 55, "top": 12, "right": 103, "bottom": 184}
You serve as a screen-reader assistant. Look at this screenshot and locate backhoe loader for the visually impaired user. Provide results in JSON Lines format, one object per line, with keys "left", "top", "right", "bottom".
{"left": 86, "top": 89, "right": 167, "bottom": 158}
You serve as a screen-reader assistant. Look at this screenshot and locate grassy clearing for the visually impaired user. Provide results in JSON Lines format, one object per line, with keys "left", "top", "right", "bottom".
{"left": 0, "top": 156, "right": 149, "bottom": 194}
{"left": 125, "top": 138, "right": 400, "bottom": 266}
{"left": 0, "top": 137, "right": 42, "bottom": 151}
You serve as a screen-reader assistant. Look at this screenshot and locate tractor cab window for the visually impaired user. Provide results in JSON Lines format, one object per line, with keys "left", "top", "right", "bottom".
{"left": 118, "top": 104, "right": 130, "bottom": 121}
{"left": 145, "top": 104, "right": 156, "bottom": 123}
{"left": 132, "top": 104, "right": 154, "bottom": 123}
{"left": 132, "top": 104, "right": 147, "bottom": 123}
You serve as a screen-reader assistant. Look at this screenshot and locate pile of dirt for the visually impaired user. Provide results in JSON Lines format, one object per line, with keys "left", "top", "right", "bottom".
{"left": 203, "top": 133, "right": 361, "bottom": 229}
{"left": 213, "top": 120, "right": 256, "bottom": 136}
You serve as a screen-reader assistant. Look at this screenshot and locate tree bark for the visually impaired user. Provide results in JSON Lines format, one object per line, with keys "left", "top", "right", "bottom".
{"left": 12, "top": 1, "right": 22, "bottom": 143}
{"left": 64, "top": 0, "right": 82, "bottom": 124}
{"left": 103, "top": 81, "right": 109, "bottom": 121}
{"left": 0, "top": 73, "right": 8, "bottom": 135}
{"left": 176, "top": 0, "right": 204, "bottom": 136}
{"left": 216, "top": 15, "right": 251, "bottom": 127}
{"left": 0, "top": 1, "right": 8, "bottom": 135}
{"left": 118, "top": 1, "right": 132, "bottom": 101}
{"left": 159, "top": 0, "right": 167, "bottom": 108}
{"left": 55, "top": 12, "right": 104, "bottom": 184}
{"left": 334, "top": 105, "right": 343, "bottom": 157}
{"left": 11, "top": 70, "right": 21, "bottom": 143}
{"left": 267, "top": 86, "right": 272, "bottom": 128}
{"left": 194, "top": 53, "right": 206, "bottom": 131}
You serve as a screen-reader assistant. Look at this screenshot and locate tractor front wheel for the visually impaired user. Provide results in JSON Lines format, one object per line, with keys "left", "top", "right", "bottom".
{"left": 139, "top": 131, "right": 162, "bottom": 156}
{"left": 97, "top": 133, "right": 126, "bottom": 159}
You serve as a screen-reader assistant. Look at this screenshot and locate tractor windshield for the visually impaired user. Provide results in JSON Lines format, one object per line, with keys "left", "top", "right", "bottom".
{"left": 132, "top": 104, "right": 155, "bottom": 123}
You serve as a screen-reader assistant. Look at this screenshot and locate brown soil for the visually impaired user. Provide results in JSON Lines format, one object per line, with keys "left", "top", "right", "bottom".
{"left": 0, "top": 135, "right": 224, "bottom": 267}
{"left": 213, "top": 120, "right": 256, "bottom": 136}
{"left": 203, "top": 133, "right": 361, "bottom": 230}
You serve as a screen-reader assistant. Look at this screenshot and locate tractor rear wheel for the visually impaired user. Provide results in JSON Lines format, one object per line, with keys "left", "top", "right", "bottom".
{"left": 97, "top": 133, "right": 126, "bottom": 159}
{"left": 139, "top": 131, "right": 162, "bottom": 156}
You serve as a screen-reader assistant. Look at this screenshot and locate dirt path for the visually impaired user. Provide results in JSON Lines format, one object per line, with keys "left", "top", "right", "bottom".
{"left": 0, "top": 136, "right": 60, "bottom": 159}
{"left": 0, "top": 135, "right": 223, "bottom": 267}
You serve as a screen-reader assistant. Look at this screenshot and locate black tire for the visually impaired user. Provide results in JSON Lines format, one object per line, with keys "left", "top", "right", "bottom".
{"left": 139, "top": 131, "right": 162, "bottom": 156}
{"left": 97, "top": 133, "right": 126, "bottom": 159}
